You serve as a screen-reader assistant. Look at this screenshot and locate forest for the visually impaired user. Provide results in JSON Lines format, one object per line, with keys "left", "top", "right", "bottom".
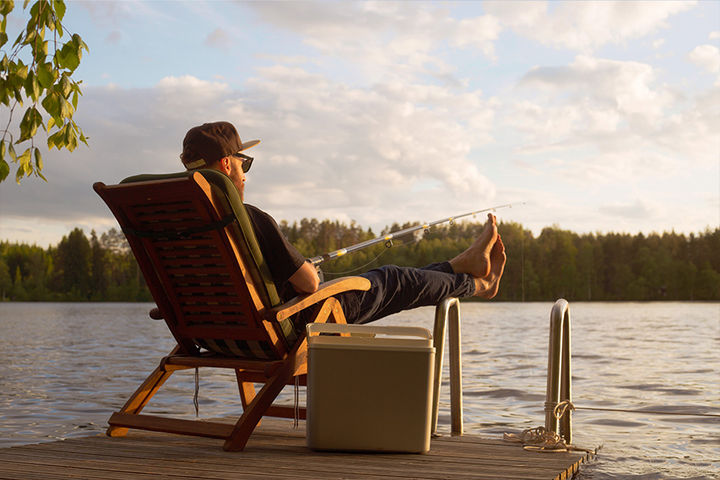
{"left": 1, "top": 220, "right": 718, "bottom": 302}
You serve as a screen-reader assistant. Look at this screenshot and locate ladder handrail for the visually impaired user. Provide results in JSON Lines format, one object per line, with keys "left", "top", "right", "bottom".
{"left": 431, "top": 297, "right": 463, "bottom": 436}
{"left": 545, "top": 298, "right": 573, "bottom": 443}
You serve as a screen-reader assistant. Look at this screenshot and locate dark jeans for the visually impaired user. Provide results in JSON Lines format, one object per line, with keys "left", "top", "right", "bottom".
{"left": 336, "top": 261, "right": 476, "bottom": 325}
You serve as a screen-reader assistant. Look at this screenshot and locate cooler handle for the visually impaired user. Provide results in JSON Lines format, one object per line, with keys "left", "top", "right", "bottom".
{"left": 307, "top": 323, "right": 432, "bottom": 340}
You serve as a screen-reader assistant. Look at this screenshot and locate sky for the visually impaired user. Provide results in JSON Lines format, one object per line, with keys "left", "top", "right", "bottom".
{"left": 0, "top": 0, "right": 718, "bottom": 247}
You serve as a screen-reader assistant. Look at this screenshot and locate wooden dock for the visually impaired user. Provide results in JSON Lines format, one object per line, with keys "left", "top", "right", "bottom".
{"left": 0, "top": 419, "right": 594, "bottom": 480}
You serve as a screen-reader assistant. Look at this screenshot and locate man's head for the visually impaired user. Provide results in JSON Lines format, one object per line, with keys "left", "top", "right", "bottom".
{"left": 180, "top": 121, "right": 259, "bottom": 200}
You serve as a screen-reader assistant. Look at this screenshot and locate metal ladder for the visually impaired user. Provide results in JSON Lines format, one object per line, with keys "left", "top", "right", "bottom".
{"left": 429, "top": 298, "right": 574, "bottom": 442}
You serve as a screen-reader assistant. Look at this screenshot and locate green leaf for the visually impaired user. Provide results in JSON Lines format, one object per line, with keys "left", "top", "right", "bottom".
{"left": 0, "top": 1, "right": 14, "bottom": 16}
{"left": 33, "top": 39, "right": 48, "bottom": 64}
{"left": 15, "top": 148, "right": 32, "bottom": 183}
{"left": 41, "top": 91, "right": 61, "bottom": 122}
{"left": 15, "top": 165, "right": 26, "bottom": 183}
{"left": 13, "top": 62, "right": 28, "bottom": 82}
{"left": 59, "top": 96, "right": 73, "bottom": 118}
{"left": 71, "top": 89, "right": 78, "bottom": 109}
{"left": 47, "top": 128, "right": 63, "bottom": 149}
{"left": 62, "top": 122, "right": 77, "bottom": 151}
{"left": 0, "top": 77, "right": 8, "bottom": 106}
{"left": 18, "top": 106, "right": 43, "bottom": 142}
{"left": 23, "top": 28, "right": 36, "bottom": 46}
{"left": 40, "top": 3, "right": 53, "bottom": 29}
{"left": 18, "top": 147, "right": 31, "bottom": 167}
{"left": 0, "top": 158, "right": 9, "bottom": 182}
{"left": 34, "top": 146, "right": 43, "bottom": 170}
{"left": 0, "top": 32, "right": 7, "bottom": 50}
{"left": 58, "top": 42, "right": 80, "bottom": 71}
{"left": 24, "top": 70, "right": 40, "bottom": 101}
{"left": 37, "top": 61, "right": 54, "bottom": 87}
{"left": 54, "top": 0, "right": 65, "bottom": 21}
{"left": 23, "top": 0, "right": 31, "bottom": 9}
{"left": 28, "top": 1, "right": 38, "bottom": 18}
{"left": 59, "top": 74, "right": 71, "bottom": 97}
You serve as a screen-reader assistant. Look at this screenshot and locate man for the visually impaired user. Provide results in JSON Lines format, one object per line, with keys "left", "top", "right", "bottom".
{"left": 180, "top": 121, "right": 505, "bottom": 327}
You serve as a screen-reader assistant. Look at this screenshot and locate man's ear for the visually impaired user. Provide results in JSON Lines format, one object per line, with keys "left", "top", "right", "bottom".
{"left": 219, "top": 157, "right": 231, "bottom": 174}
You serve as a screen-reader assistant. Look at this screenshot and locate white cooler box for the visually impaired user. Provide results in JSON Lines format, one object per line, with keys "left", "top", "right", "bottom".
{"left": 306, "top": 323, "right": 435, "bottom": 453}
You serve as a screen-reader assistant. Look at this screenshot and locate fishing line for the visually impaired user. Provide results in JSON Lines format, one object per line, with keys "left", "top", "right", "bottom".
{"left": 321, "top": 233, "right": 425, "bottom": 277}
{"left": 321, "top": 248, "right": 390, "bottom": 277}
{"left": 574, "top": 406, "right": 720, "bottom": 418}
{"left": 554, "top": 400, "right": 719, "bottom": 418}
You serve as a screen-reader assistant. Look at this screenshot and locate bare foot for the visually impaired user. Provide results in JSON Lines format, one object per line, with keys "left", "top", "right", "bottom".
{"left": 473, "top": 235, "right": 506, "bottom": 299}
{"left": 449, "top": 213, "right": 497, "bottom": 278}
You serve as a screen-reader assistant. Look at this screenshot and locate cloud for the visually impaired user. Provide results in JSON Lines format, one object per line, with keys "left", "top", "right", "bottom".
{"left": 710, "top": 31, "right": 720, "bottom": 40}
{"left": 515, "top": 55, "right": 674, "bottom": 139}
{"left": 599, "top": 199, "right": 658, "bottom": 220}
{"left": 105, "top": 30, "right": 122, "bottom": 45}
{"left": 248, "top": 1, "right": 501, "bottom": 82}
{"left": 504, "top": 54, "right": 718, "bottom": 194}
{"left": 0, "top": 70, "right": 498, "bottom": 240}
{"left": 689, "top": 44, "right": 720, "bottom": 74}
{"left": 79, "top": 0, "right": 171, "bottom": 25}
{"left": 241, "top": 65, "right": 498, "bottom": 222}
{"left": 204, "top": 28, "right": 233, "bottom": 50}
{"left": 485, "top": 1, "right": 695, "bottom": 52}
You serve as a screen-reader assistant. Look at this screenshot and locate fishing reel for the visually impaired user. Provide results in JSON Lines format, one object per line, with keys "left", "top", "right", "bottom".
{"left": 315, "top": 264, "right": 325, "bottom": 283}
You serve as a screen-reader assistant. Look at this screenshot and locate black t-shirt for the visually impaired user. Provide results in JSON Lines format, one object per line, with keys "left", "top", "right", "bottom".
{"left": 245, "top": 204, "right": 306, "bottom": 301}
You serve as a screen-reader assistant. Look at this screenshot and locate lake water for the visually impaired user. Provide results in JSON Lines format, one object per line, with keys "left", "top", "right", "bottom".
{"left": 0, "top": 302, "right": 718, "bottom": 479}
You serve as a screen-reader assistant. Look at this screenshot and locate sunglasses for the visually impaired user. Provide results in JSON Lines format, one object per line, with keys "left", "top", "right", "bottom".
{"left": 232, "top": 152, "right": 254, "bottom": 173}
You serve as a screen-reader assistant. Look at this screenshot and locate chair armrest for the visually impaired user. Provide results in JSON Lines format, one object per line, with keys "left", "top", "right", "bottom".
{"left": 272, "top": 276, "right": 371, "bottom": 321}
{"left": 149, "top": 307, "right": 164, "bottom": 320}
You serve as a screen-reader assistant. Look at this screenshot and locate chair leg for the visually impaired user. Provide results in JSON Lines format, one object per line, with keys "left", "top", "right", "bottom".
{"left": 236, "top": 374, "right": 257, "bottom": 409}
{"left": 236, "top": 372, "right": 262, "bottom": 427}
{"left": 329, "top": 298, "right": 348, "bottom": 326}
{"left": 223, "top": 361, "right": 295, "bottom": 451}
{"left": 107, "top": 363, "right": 177, "bottom": 437}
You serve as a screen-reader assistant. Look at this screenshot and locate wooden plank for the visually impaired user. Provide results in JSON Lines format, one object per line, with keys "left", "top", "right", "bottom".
{"left": 0, "top": 444, "right": 551, "bottom": 480}
{"left": 0, "top": 419, "right": 594, "bottom": 480}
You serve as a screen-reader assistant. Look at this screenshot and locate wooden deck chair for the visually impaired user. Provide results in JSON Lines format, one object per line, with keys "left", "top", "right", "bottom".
{"left": 93, "top": 169, "right": 370, "bottom": 451}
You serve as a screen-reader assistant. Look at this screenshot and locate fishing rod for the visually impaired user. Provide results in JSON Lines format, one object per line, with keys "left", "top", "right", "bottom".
{"left": 308, "top": 202, "right": 525, "bottom": 266}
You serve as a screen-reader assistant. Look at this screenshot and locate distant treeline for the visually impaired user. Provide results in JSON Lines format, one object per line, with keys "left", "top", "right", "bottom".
{"left": 1, "top": 221, "right": 718, "bottom": 302}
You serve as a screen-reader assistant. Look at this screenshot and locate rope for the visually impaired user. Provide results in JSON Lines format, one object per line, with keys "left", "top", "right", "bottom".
{"left": 553, "top": 400, "right": 575, "bottom": 419}
{"left": 193, "top": 367, "right": 200, "bottom": 417}
{"left": 503, "top": 426, "right": 592, "bottom": 454}
{"left": 293, "top": 375, "right": 300, "bottom": 429}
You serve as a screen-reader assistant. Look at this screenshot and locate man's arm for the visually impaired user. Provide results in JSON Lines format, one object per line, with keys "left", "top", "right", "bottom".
{"left": 288, "top": 261, "right": 320, "bottom": 294}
